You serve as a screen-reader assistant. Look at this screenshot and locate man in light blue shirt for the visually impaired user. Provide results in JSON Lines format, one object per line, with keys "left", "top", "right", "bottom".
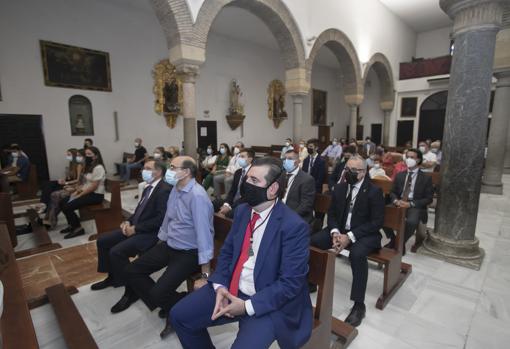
{"left": 112, "top": 156, "right": 214, "bottom": 338}
{"left": 280, "top": 138, "right": 294, "bottom": 159}
{"left": 321, "top": 138, "right": 343, "bottom": 164}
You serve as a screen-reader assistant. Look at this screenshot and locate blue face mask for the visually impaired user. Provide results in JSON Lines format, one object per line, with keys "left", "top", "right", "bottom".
{"left": 283, "top": 158, "right": 296, "bottom": 173}
{"left": 219, "top": 148, "right": 226, "bottom": 155}
{"left": 165, "top": 170, "right": 179, "bottom": 186}
{"left": 238, "top": 158, "right": 249, "bottom": 168}
{"left": 142, "top": 169, "right": 153, "bottom": 183}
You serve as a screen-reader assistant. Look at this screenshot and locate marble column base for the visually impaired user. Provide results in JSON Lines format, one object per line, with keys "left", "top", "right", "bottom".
{"left": 420, "top": 231, "right": 485, "bottom": 270}
{"left": 481, "top": 181, "right": 503, "bottom": 195}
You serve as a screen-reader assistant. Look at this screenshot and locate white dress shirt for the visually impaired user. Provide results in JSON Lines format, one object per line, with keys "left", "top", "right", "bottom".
{"left": 214, "top": 201, "right": 276, "bottom": 316}
{"left": 282, "top": 166, "right": 299, "bottom": 203}
{"left": 330, "top": 179, "right": 363, "bottom": 243}
{"left": 403, "top": 168, "right": 419, "bottom": 200}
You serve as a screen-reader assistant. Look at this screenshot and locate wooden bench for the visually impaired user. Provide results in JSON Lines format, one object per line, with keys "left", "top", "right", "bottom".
{"left": 0, "top": 193, "right": 17, "bottom": 247}
{"left": 312, "top": 192, "right": 412, "bottom": 310}
{"left": 45, "top": 283, "right": 98, "bottom": 349}
{"left": 15, "top": 164, "right": 39, "bottom": 200}
{"left": 0, "top": 223, "right": 39, "bottom": 349}
{"left": 312, "top": 193, "right": 331, "bottom": 233}
{"left": 80, "top": 180, "right": 123, "bottom": 241}
{"left": 303, "top": 247, "right": 358, "bottom": 349}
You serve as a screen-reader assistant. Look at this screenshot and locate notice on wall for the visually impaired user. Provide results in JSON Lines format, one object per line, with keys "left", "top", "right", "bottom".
{"left": 200, "top": 127, "right": 207, "bottom": 137}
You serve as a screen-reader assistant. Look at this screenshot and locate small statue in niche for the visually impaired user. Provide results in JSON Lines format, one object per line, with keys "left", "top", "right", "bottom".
{"left": 267, "top": 79, "right": 287, "bottom": 128}
{"left": 163, "top": 80, "right": 179, "bottom": 114}
{"left": 226, "top": 79, "right": 246, "bottom": 132}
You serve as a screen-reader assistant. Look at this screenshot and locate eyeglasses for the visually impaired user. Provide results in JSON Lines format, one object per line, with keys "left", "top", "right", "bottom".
{"left": 345, "top": 167, "right": 365, "bottom": 172}
{"left": 169, "top": 165, "right": 186, "bottom": 171}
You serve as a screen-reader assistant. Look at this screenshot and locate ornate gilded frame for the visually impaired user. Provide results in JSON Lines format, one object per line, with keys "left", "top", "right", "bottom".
{"left": 267, "top": 79, "right": 287, "bottom": 128}
{"left": 152, "top": 59, "right": 183, "bottom": 128}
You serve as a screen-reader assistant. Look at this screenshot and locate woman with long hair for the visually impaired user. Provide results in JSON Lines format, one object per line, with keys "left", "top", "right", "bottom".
{"left": 59, "top": 146, "right": 106, "bottom": 239}
{"left": 201, "top": 143, "right": 230, "bottom": 192}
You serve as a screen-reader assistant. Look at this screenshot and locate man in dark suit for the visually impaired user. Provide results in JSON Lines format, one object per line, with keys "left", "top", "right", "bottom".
{"left": 389, "top": 148, "right": 433, "bottom": 251}
{"left": 91, "top": 159, "right": 172, "bottom": 291}
{"left": 311, "top": 155, "right": 384, "bottom": 327}
{"left": 362, "top": 137, "right": 376, "bottom": 158}
{"left": 302, "top": 138, "right": 326, "bottom": 193}
{"left": 170, "top": 157, "right": 312, "bottom": 349}
{"left": 216, "top": 148, "right": 255, "bottom": 218}
{"left": 282, "top": 149, "right": 315, "bottom": 224}
{"left": 328, "top": 145, "right": 356, "bottom": 191}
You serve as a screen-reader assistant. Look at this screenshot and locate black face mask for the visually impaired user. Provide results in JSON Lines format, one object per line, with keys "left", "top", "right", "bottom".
{"left": 240, "top": 180, "right": 270, "bottom": 207}
{"left": 85, "top": 156, "right": 94, "bottom": 166}
{"left": 345, "top": 169, "right": 359, "bottom": 185}
{"left": 307, "top": 147, "right": 315, "bottom": 155}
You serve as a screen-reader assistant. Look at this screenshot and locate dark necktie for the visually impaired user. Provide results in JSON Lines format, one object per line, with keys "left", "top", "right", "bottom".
{"left": 234, "top": 169, "right": 246, "bottom": 202}
{"left": 131, "top": 185, "right": 152, "bottom": 225}
{"left": 229, "top": 212, "right": 260, "bottom": 296}
{"left": 341, "top": 185, "right": 352, "bottom": 232}
{"left": 402, "top": 172, "right": 413, "bottom": 201}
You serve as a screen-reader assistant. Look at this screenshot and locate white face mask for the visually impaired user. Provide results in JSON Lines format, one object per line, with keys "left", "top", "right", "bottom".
{"left": 285, "top": 142, "right": 290, "bottom": 147}
{"left": 419, "top": 146, "right": 426, "bottom": 153}
{"left": 219, "top": 148, "right": 226, "bottom": 155}
{"left": 332, "top": 140, "right": 338, "bottom": 145}
{"left": 135, "top": 142, "right": 140, "bottom": 147}
{"left": 233, "top": 147, "right": 240, "bottom": 155}
{"left": 207, "top": 148, "right": 213, "bottom": 155}
{"left": 299, "top": 144, "right": 305, "bottom": 149}
{"left": 153, "top": 153, "right": 162, "bottom": 159}
{"left": 430, "top": 148, "right": 438, "bottom": 154}
{"left": 66, "top": 155, "right": 73, "bottom": 161}
{"left": 76, "top": 156, "right": 84, "bottom": 163}
{"left": 405, "top": 158, "right": 417, "bottom": 168}
{"left": 373, "top": 163, "right": 381, "bottom": 169}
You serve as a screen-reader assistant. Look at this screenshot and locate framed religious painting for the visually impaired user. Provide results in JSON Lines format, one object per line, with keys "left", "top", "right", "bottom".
{"left": 69, "top": 95, "right": 94, "bottom": 136}
{"left": 312, "top": 89, "right": 327, "bottom": 125}
{"left": 40, "top": 40, "right": 112, "bottom": 91}
{"left": 400, "top": 97, "right": 418, "bottom": 117}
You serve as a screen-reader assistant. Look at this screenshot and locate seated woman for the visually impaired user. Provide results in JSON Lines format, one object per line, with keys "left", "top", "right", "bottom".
{"left": 153, "top": 146, "right": 167, "bottom": 162}
{"left": 59, "top": 146, "right": 106, "bottom": 239}
{"left": 200, "top": 144, "right": 217, "bottom": 180}
{"left": 165, "top": 146, "right": 180, "bottom": 160}
{"left": 2, "top": 144, "right": 30, "bottom": 184}
{"left": 201, "top": 143, "right": 230, "bottom": 194}
{"left": 42, "top": 149, "right": 85, "bottom": 228}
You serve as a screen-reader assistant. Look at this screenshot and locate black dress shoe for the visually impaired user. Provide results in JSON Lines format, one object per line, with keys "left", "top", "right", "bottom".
{"left": 111, "top": 295, "right": 137, "bottom": 314}
{"left": 345, "top": 304, "right": 366, "bottom": 327}
{"left": 308, "top": 283, "right": 317, "bottom": 294}
{"left": 64, "top": 228, "right": 85, "bottom": 239}
{"left": 91, "top": 276, "right": 115, "bottom": 291}
{"left": 160, "top": 320, "right": 174, "bottom": 339}
{"left": 60, "top": 226, "right": 73, "bottom": 234}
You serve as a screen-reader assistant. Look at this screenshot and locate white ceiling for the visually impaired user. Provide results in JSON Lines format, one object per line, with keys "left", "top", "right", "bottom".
{"left": 379, "top": 0, "right": 452, "bottom": 32}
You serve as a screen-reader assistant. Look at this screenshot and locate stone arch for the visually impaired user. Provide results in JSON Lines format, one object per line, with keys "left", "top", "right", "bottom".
{"left": 149, "top": 0, "right": 194, "bottom": 49}
{"left": 193, "top": 0, "right": 306, "bottom": 70}
{"left": 306, "top": 29, "right": 363, "bottom": 102}
{"left": 363, "top": 53, "right": 395, "bottom": 108}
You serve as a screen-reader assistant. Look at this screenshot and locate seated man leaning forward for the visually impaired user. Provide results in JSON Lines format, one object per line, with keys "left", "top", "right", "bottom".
{"left": 311, "top": 155, "right": 384, "bottom": 327}
{"left": 170, "top": 157, "right": 312, "bottom": 349}
{"left": 91, "top": 159, "right": 172, "bottom": 291}
{"left": 111, "top": 156, "right": 214, "bottom": 336}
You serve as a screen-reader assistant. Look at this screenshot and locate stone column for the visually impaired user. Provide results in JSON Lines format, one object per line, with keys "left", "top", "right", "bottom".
{"left": 505, "top": 117, "right": 510, "bottom": 174}
{"left": 291, "top": 94, "right": 306, "bottom": 142}
{"left": 348, "top": 105, "right": 358, "bottom": 140}
{"left": 482, "top": 71, "right": 510, "bottom": 194}
{"left": 380, "top": 101, "right": 394, "bottom": 146}
{"left": 177, "top": 64, "right": 199, "bottom": 158}
{"left": 421, "top": 0, "right": 504, "bottom": 270}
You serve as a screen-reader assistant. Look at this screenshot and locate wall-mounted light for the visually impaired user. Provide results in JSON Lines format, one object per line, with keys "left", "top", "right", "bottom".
{"left": 203, "top": 110, "right": 210, "bottom": 118}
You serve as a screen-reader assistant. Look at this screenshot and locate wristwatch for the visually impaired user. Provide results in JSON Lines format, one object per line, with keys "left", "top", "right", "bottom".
{"left": 201, "top": 272, "right": 210, "bottom": 279}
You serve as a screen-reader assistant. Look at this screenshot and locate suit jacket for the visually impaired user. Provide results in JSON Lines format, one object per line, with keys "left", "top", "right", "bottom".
{"left": 8, "top": 154, "right": 30, "bottom": 181}
{"left": 327, "top": 177, "right": 384, "bottom": 248}
{"left": 390, "top": 170, "right": 433, "bottom": 223}
{"left": 362, "top": 142, "right": 376, "bottom": 157}
{"left": 128, "top": 180, "right": 172, "bottom": 234}
{"left": 224, "top": 167, "right": 245, "bottom": 208}
{"left": 328, "top": 160, "right": 346, "bottom": 191}
{"left": 209, "top": 202, "right": 312, "bottom": 349}
{"left": 302, "top": 155, "right": 326, "bottom": 193}
{"left": 284, "top": 170, "right": 316, "bottom": 223}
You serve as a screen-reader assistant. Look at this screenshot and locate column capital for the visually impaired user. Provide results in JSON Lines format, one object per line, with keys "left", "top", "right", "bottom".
{"left": 169, "top": 44, "right": 205, "bottom": 67}
{"left": 176, "top": 64, "right": 200, "bottom": 83}
{"left": 285, "top": 68, "right": 310, "bottom": 95}
{"left": 380, "top": 101, "right": 394, "bottom": 111}
{"left": 440, "top": 0, "right": 504, "bottom": 36}
{"left": 345, "top": 94, "right": 364, "bottom": 107}
{"left": 290, "top": 94, "right": 306, "bottom": 103}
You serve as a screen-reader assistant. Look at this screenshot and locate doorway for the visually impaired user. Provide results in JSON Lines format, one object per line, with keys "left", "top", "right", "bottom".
{"left": 197, "top": 120, "right": 217, "bottom": 153}
{"left": 418, "top": 91, "right": 448, "bottom": 143}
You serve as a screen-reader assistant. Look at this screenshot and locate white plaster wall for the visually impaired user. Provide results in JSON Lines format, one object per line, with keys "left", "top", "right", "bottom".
{"left": 0, "top": 0, "right": 175, "bottom": 178}
{"left": 359, "top": 68, "right": 384, "bottom": 139}
{"left": 415, "top": 26, "right": 452, "bottom": 59}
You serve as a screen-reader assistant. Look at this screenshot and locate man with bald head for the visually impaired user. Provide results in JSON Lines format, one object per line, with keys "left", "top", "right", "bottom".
{"left": 311, "top": 155, "right": 384, "bottom": 327}
{"left": 114, "top": 156, "right": 214, "bottom": 337}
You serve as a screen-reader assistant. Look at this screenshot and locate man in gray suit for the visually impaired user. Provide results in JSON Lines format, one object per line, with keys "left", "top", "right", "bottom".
{"left": 363, "top": 137, "right": 376, "bottom": 158}
{"left": 282, "top": 149, "right": 316, "bottom": 224}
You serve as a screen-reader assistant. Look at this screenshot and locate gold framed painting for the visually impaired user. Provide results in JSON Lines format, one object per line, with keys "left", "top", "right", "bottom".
{"left": 152, "top": 59, "right": 183, "bottom": 128}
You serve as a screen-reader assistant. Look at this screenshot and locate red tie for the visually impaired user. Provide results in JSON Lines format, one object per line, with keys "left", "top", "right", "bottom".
{"left": 229, "top": 212, "right": 260, "bottom": 296}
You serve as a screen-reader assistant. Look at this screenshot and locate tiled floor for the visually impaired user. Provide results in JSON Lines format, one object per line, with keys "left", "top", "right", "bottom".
{"left": 15, "top": 175, "right": 510, "bottom": 348}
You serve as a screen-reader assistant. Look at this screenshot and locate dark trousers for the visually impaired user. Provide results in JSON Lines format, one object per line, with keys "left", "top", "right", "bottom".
{"left": 404, "top": 208, "right": 425, "bottom": 243}
{"left": 60, "top": 192, "right": 103, "bottom": 228}
{"left": 40, "top": 180, "right": 62, "bottom": 207}
{"left": 311, "top": 228, "right": 380, "bottom": 303}
{"left": 124, "top": 242, "right": 199, "bottom": 312}
{"left": 170, "top": 284, "right": 276, "bottom": 349}
{"left": 96, "top": 229, "right": 158, "bottom": 286}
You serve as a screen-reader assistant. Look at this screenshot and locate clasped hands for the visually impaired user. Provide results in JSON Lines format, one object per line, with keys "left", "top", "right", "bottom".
{"left": 332, "top": 232, "right": 351, "bottom": 254}
{"left": 394, "top": 200, "right": 411, "bottom": 208}
{"left": 211, "top": 286, "right": 246, "bottom": 320}
{"left": 120, "top": 221, "right": 136, "bottom": 237}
